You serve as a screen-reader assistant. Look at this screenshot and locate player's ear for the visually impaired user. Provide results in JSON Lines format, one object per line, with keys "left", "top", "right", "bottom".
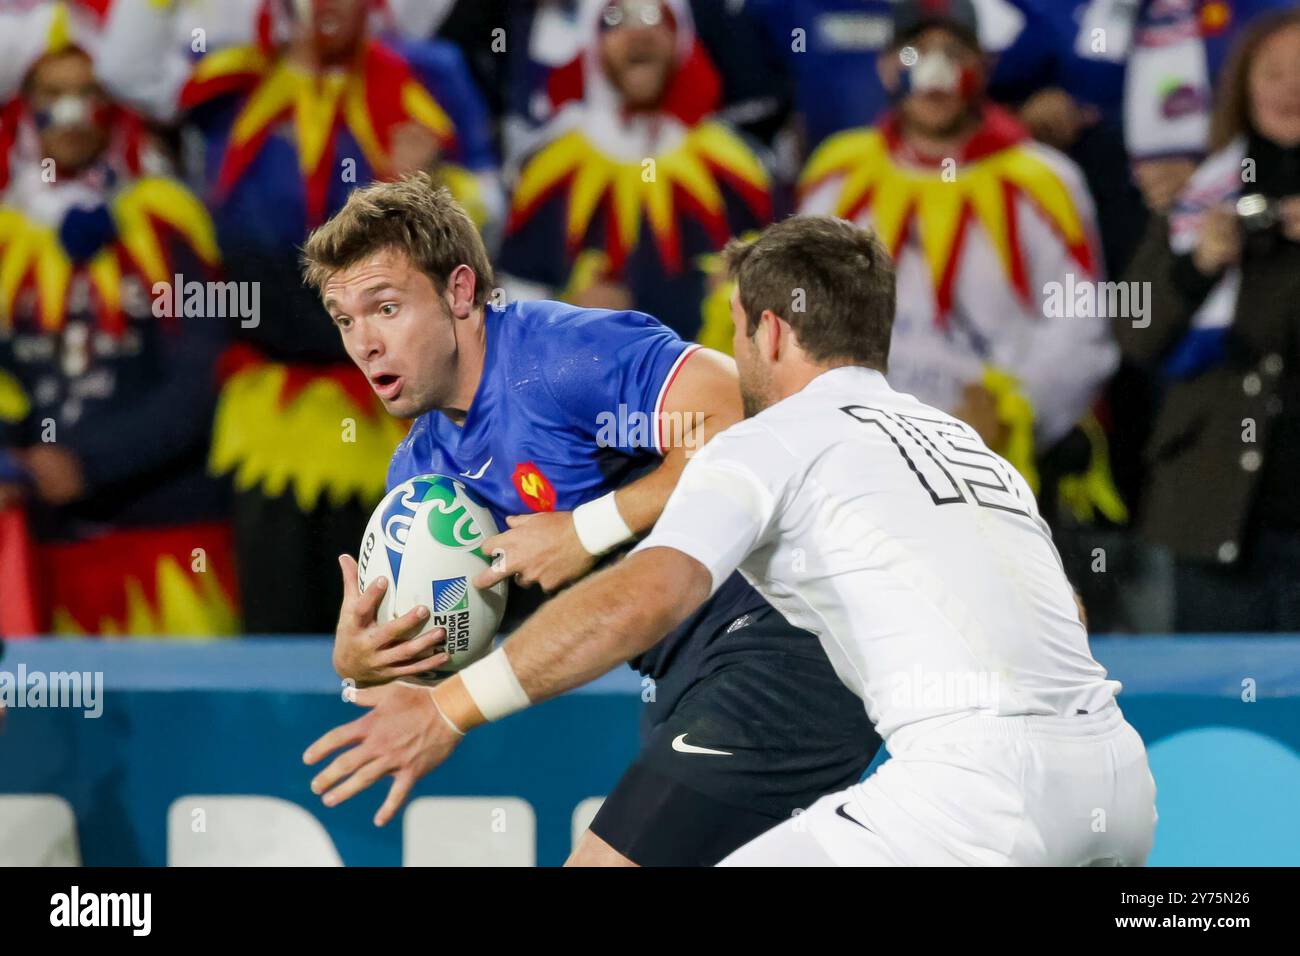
{"left": 760, "top": 309, "right": 783, "bottom": 361}
{"left": 445, "top": 264, "right": 477, "bottom": 319}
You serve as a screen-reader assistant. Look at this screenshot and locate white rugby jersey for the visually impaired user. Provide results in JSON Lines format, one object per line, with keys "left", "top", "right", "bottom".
{"left": 635, "top": 365, "right": 1120, "bottom": 744}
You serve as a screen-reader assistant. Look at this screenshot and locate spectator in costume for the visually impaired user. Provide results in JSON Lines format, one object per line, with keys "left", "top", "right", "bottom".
{"left": 0, "top": 2, "right": 236, "bottom": 636}
{"left": 499, "top": 0, "right": 787, "bottom": 170}
{"left": 798, "top": 0, "right": 1119, "bottom": 516}
{"left": 747, "top": 0, "right": 1038, "bottom": 153}
{"left": 497, "top": 0, "right": 774, "bottom": 342}
{"left": 96, "top": 0, "right": 501, "bottom": 632}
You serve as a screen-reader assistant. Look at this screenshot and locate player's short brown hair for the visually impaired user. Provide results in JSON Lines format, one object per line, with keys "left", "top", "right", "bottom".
{"left": 722, "top": 215, "right": 895, "bottom": 370}
{"left": 301, "top": 171, "right": 494, "bottom": 307}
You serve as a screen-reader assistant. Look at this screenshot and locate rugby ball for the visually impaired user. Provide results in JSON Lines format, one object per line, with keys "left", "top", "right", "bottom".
{"left": 356, "top": 474, "right": 508, "bottom": 684}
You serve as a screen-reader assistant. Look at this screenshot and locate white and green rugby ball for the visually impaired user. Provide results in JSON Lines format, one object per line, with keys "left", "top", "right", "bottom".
{"left": 356, "top": 474, "right": 508, "bottom": 684}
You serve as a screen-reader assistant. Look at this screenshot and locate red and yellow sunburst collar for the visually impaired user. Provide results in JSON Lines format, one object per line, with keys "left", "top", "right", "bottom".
{"left": 798, "top": 107, "right": 1094, "bottom": 319}
{"left": 507, "top": 121, "right": 770, "bottom": 276}
{"left": 0, "top": 177, "right": 219, "bottom": 335}
{"left": 180, "top": 39, "right": 458, "bottom": 226}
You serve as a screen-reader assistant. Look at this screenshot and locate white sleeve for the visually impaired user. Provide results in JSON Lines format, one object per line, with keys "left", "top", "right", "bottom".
{"left": 632, "top": 423, "right": 791, "bottom": 595}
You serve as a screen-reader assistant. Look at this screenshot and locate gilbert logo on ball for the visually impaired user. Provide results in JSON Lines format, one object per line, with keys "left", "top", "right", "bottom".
{"left": 358, "top": 475, "right": 508, "bottom": 683}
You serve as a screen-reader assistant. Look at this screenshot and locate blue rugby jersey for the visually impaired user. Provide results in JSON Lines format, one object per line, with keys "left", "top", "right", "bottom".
{"left": 387, "top": 298, "right": 767, "bottom": 677}
{"left": 390, "top": 300, "right": 695, "bottom": 514}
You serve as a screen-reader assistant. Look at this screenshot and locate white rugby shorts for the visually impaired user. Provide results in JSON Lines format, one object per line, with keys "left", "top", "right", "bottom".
{"left": 719, "top": 703, "right": 1157, "bottom": 867}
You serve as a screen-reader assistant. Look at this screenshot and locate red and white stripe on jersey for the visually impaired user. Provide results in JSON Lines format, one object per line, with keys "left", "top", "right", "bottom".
{"left": 652, "top": 344, "right": 701, "bottom": 455}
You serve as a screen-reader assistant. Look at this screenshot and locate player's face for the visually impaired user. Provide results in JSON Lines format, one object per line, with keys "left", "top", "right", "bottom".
{"left": 323, "top": 248, "right": 462, "bottom": 419}
{"left": 730, "top": 288, "right": 778, "bottom": 418}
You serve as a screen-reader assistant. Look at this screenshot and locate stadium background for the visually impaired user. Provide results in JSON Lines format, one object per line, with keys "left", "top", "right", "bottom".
{"left": 2, "top": 0, "right": 1300, "bottom": 865}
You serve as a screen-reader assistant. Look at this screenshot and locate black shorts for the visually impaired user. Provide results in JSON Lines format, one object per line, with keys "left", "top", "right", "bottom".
{"left": 588, "top": 604, "right": 881, "bottom": 866}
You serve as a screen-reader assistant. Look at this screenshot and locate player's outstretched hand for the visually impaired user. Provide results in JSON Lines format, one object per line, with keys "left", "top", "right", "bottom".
{"left": 474, "top": 511, "right": 597, "bottom": 593}
{"left": 334, "top": 554, "right": 451, "bottom": 686}
{"left": 304, "top": 683, "right": 459, "bottom": 826}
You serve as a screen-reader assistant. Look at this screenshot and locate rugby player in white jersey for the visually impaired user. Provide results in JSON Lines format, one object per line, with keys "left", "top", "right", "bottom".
{"left": 306, "top": 215, "right": 1158, "bottom": 866}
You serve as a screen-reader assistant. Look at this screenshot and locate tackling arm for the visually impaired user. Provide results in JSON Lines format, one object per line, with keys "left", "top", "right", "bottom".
{"left": 442, "top": 547, "right": 711, "bottom": 730}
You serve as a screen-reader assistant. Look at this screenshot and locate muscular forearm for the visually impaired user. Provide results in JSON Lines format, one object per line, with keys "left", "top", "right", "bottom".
{"left": 436, "top": 549, "right": 710, "bottom": 731}
{"left": 512, "top": 558, "right": 688, "bottom": 698}
{"left": 475, "top": 353, "right": 740, "bottom": 592}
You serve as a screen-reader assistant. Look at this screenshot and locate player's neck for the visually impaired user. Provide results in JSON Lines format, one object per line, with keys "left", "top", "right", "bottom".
{"left": 775, "top": 360, "right": 876, "bottom": 402}
{"left": 439, "top": 307, "right": 489, "bottom": 426}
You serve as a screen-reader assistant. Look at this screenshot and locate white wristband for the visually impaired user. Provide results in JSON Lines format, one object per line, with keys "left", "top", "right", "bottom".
{"left": 459, "top": 647, "right": 531, "bottom": 722}
{"left": 572, "top": 491, "right": 634, "bottom": 556}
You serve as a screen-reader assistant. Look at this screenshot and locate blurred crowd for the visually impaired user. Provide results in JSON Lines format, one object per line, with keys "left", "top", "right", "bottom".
{"left": 0, "top": 0, "right": 1298, "bottom": 638}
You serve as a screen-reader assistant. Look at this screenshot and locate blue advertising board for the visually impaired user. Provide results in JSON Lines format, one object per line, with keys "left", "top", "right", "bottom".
{"left": 2, "top": 637, "right": 1298, "bottom": 866}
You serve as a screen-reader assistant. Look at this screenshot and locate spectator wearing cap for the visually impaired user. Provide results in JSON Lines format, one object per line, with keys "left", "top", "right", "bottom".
{"left": 744, "top": 0, "right": 1098, "bottom": 157}
{"left": 1118, "top": 9, "right": 1300, "bottom": 631}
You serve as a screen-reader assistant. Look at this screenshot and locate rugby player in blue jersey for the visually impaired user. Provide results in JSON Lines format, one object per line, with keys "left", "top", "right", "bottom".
{"left": 301, "top": 172, "right": 879, "bottom": 866}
